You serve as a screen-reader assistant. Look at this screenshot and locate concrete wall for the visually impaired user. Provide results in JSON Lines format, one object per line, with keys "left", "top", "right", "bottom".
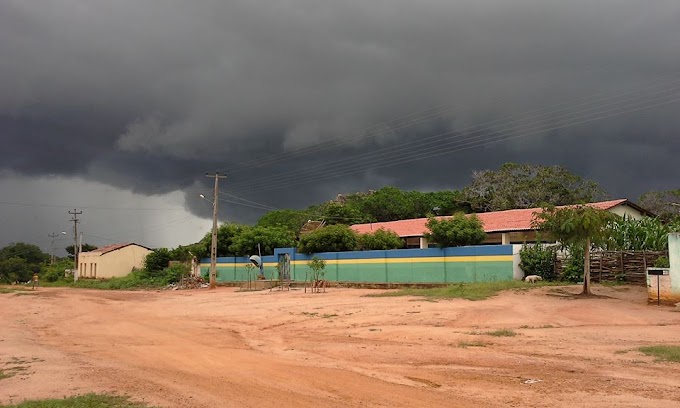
{"left": 78, "top": 245, "right": 151, "bottom": 279}
{"left": 201, "top": 245, "right": 516, "bottom": 284}
{"left": 668, "top": 233, "right": 680, "bottom": 302}
{"left": 608, "top": 204, "right": 645, "bottom": 220}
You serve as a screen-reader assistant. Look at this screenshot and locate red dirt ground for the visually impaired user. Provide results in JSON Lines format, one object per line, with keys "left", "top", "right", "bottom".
{"left": 1, "top": 285, "right": 679, "bottom": 407}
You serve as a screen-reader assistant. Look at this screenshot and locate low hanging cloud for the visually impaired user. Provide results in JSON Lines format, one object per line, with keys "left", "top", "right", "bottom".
{"left": 1, "top": 0, "right": 679, "bottom": 231}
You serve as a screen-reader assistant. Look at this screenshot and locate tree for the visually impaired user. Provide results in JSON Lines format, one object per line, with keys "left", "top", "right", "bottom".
{"left": 424, "top": 213, "right": 486, "bottom": 248}
{"left": 0, "top": 242, "right": 49, "bottom": 265}
{"left": 144, "top": 248, "right": 171, "bottom": 273}
{"left": 65, "top": 243, "right": 98, "bottom": 259}
{"left": 463, "top": 162, "right": 603, "bottom": 212}
{"left": 199, "top": 223, "right": 247, "bottom": 257}
{"left": 228, "top": 226, "right": 296, "bottom": 256}
{"left": 298, "top": 225, "right": 359, "bottom": 254}
{"left": 256, "top": 209, "right": 309, "bottom": 234}
{"left": 533, "top": 205, "right": 615, "bottom": 295}
{"left": 639, "top": 189, "right": 680, "bottom": 222}
{"left": 306, "top": 256, "right": 327, "bottom": 293}
{"left": 357, "top": 228, "right": 404, "bottom": 250}
{"left": 0, "top": 257, "right": 37, "bottom": 283}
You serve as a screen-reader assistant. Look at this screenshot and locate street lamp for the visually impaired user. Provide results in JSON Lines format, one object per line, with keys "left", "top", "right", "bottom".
{"left": 48, "top": 231, "right": 67, "bottom": 265}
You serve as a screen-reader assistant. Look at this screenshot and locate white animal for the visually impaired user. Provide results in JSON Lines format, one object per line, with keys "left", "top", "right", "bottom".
{"left": 525, "top": 275, "right": 543, "bottom": 283}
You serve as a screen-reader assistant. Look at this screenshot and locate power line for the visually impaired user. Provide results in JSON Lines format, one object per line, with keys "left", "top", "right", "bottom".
{"left": 0, "top": 200, "right": 186, "bottom": 211}
{"left": 225, "top": 78, "right": 680, "bottom": 194}
{"left": 235, "top": 91, "right": 680, "bottom": 194}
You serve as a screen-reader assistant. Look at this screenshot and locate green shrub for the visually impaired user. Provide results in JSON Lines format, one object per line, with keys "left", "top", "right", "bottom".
{"left": 162, "top": 263, "right": 190, "bottom": 284}
{"left": 519, "top": 242, "right": 556, "bottom": 280}
{"left": 654, "top": 256, "right": 670, "bottom": 268}
{"left": 298, "top": 224, "right": 358, "bottom": 254}
{"left": 561, "top": 245, "right": 584, "bottom": 283}
{"left": 144, "top": 248, "right": 171, "bottom": 273}
{"left": 424, "top": 213, "right": 486, "bottom": 248}
{"left": 357, "top": 228, "right": 404, "bottom": 250}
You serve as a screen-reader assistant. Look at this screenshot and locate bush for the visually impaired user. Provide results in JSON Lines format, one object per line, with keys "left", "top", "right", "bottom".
{"left": 144, "top": 248, "right": 171, "bottom": 274}
{"left": 298, "top": 225, "right": 358, "bottom": 254}
{"left": 519, "top": 242, "right": 556, "bottom": 281}
{"left": 561, "top": 245, "right": 584, "bottom": 283}
{"left": 357, "top": 228, "right": 404, "bottom": 250}
{"left": 424, "top": 213, "right": 486, "bottom": 248}
{"left": 654, "top": 256, "right": 670, "bottom": 268}
{"left": 162, "top": 263, "right": 190, "bottom": 284}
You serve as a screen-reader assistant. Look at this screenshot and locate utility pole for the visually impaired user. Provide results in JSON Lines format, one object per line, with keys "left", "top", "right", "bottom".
{"left": 206, "top": 173, "right": 227, "bottom": 289}
{"left": 48, "top": 232, "right": 58, "bottom": 265}
{"left": 48, "top": 232, "right": 66, "bottom": 265}
{"left": 69, "top": 209, "right": 82, "bottom": 282}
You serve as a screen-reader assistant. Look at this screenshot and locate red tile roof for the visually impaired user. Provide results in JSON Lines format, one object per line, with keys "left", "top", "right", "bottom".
{"left": 351, "top": 199, "right": 633, "bottom": 237}
{"left": 85, "top": 243, "right": 151, "bottom": 255}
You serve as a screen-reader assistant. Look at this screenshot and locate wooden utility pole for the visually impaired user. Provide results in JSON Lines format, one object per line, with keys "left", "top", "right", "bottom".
{"left": 206, "top": 173, "right": 227, "bottom": 289}
{"left": 69, "top": 209, "right": 82, "bottom": 282}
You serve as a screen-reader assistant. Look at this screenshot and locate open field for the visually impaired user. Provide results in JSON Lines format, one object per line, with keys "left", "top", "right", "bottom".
{"left": 1, "top": 284, "right": 679, "bottom": 407}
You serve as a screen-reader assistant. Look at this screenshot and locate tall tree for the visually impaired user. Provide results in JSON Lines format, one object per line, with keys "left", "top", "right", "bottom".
{"left": 463, "top": 162, "right": 603, "bottom": 212}
{"left": 256, "top": 209, "right": 309, "bottom": 234}
{"left": 0, "top": 243, "right": 48, "bottom": 283}
{"left": 639, "top": 189, "right": 680, "bottom": 222}
{"left": 533, "top": 206, "right": 615, "bottom": 295}
{"left": 65, "top": 243, "right": 98, "bottom": 259}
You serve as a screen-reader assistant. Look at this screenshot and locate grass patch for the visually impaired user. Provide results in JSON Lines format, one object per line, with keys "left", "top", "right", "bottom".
{"left": 0, "top": 287, "right": 30, "bottom": 294}
{"left": 638, "top": 345, "right": 680, "bottom": 363}
{"left": 458, "top": 341, "right": 488, "bottom": 348}
{"left": 484, "top": 329, "right": 517, "bottom": 337}
{"left": 370, "top": 281, "right": 567, "bottom": 301}
{"left": 0, "top": 369, "right": 13, "bottom": 380}
{"left": 0, "top": 393, "right": 155, "bottom": 408}
{"left": 41, "top": 270, "right": 170, "bottom": 291}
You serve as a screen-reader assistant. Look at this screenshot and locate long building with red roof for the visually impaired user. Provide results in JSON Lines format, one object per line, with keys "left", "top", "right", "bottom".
{"left": 350, "top": 199, "right": 652, "bottom": 248}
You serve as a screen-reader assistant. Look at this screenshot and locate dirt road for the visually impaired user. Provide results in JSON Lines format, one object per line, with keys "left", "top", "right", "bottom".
{"left": 1, "top": 285, "right": 679, "bottom": 407}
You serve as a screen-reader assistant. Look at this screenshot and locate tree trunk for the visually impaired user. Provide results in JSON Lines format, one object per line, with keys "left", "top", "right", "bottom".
{"left": 582, "top": 237, "right": 591, "bottom": 295}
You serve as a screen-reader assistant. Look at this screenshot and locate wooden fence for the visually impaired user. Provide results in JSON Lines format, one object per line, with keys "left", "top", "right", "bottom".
{"left": 555, "top": 250, "right": 668, "bottom": 285}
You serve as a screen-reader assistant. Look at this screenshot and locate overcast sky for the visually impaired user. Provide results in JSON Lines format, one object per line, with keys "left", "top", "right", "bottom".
{"left": 1, "top": 0, "right": 680, "bottom": 253}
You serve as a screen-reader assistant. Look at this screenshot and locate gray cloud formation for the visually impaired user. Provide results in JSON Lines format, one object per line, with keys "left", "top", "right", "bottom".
{"left": 1, "top": 0, "right": 680, "bottom": 230}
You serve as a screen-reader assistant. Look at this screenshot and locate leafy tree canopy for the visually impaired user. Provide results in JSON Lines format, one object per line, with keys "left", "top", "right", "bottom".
{"left": 256, "top": 209, "right": 309, "bottom": 234}
{"left": 298, "top": 224, "right": 359, "bottom": 254}
{"left": 65, "top": 243, "right": 98, "bottom": 258}
{"left": 533, "top": 205, "right": 615, "bottom": 294}
{"left": 0, "top": 242, "right": 49, "bottom": 265}
{"left": 357, "top": 228, "right": 404, "bottom": 250}
{"left": 463, "top": 162, "right": 603, "bottom": 212}
{"left": 229, "top": 226, "right": 296, "bottom": 257}
{"left": 639, "top": 189, "right": 680, "bottom": 222}
{"left": 424, "top": 213, "right": 486, "bottom": 248}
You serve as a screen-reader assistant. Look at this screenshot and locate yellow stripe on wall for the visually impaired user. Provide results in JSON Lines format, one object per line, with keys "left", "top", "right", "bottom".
{"left": 290, "top": 255, "right": 512, "bottom": 265}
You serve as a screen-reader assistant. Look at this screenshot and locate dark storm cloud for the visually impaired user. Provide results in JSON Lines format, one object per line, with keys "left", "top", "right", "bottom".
{"left": 2, "top": 0, "right": 680, "bottom": 224}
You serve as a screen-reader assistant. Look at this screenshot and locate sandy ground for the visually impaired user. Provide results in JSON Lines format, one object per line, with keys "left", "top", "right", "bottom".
{"left": 1, "top": 284, "right": 679, "bottom": 408}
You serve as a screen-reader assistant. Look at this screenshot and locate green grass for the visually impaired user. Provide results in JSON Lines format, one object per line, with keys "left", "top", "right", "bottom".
{"left": 458, "top": 341, "right": 488, "bottom": 348}
{"left": 41, "top": 271, "right": 169, "bottom": 291}
{"left": 0, "top": 369, "right": 13, "bottom": 380}
{"left": 0, "top": 287, "right": 31, "bottom": 294}
{"left": 369, "top": 280, "right": 568, "bottom": 301}
{"left": 484, "top": 329, "right": 517, "bottom": 337}
{"left": 638, "top": 345, "right": 680, "bottom": 363}
{"left": 0, "top": 393, "right": 155, "bottom": 408}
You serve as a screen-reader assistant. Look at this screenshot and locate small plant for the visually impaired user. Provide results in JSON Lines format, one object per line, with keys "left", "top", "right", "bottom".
{"left": 484, "top": 329, "right": 517, "bottom": 337}
{"left": 653, "top": 256, "right": 670, "bottom": 268}
{"left": 638, "top": 345, "right": 680, "bottom": 362}
{"left": 0, "top": 393, "right": 157, "bottom": 407}
{"left": 519, "top": 241, "right": 557, "bottom": 281}
{"left": 306, "top": 256, "right": 327, "bottom": 293}
{"left": 458, "top": 341, "right": 488, "bottom": 348}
